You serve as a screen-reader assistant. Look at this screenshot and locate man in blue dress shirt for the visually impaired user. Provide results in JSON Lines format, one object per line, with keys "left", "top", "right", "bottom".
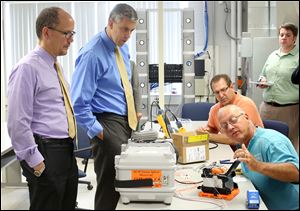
{"left": 7, "top": 7, "right": 78, "bottom": 210}
{"left": 217, "top": 104, "right": 299, "bottom": 210}
{"left": 71, "top": 3, "right": 138, "bottom": 210}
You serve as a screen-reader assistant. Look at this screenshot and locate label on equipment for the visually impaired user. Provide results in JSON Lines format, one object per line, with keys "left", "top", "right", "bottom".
{"left": 187, "top": 134, "right": 209, "bottom": 143}
{"left": 185, "top": 145, "right": 206, "bottom": 162}
{"left": 131, "top": 170, "right": 162, "bottom": 187}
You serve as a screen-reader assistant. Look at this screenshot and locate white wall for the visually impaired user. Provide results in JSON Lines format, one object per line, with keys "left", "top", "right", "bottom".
{"left": 1, "top": 1, "right": 6, "bottom": 122}
{"left": 1, "top": 1, "right": 299, "bottom": 122}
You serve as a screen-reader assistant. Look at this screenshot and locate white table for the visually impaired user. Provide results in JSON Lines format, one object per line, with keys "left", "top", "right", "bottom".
{"left": 1, "top": 122, "right": 25, "bottom": 187}
{"left": 1, "top": 122, "right": 12, "bottom": 156}
{"left": 116, "top": 121, "right": 267, "bottom": 210}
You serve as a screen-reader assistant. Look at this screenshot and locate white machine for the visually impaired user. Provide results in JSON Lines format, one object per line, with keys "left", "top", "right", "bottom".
{"left": 115, "top": 142, "right": 176, "bottom": 205}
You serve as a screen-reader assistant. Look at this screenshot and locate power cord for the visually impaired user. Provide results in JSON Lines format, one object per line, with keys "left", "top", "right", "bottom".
{"left": 222, "top": 1, "right": 240, "bottom": 41}
{"left": 209, "top": 142, "right": 218, "bottom": 150}
{"left": 150, "top": 100, "right": 173, "bottom": 138}
{"left": 164, "top": 108, "right": 185, "bottom": 132}
{"left": 150, "top": 99, "right": 160, "bottom": 130}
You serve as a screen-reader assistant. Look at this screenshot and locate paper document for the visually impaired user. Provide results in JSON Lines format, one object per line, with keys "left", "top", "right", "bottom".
{"left": 249, "top": 81, "right": 274, "bottom": 86}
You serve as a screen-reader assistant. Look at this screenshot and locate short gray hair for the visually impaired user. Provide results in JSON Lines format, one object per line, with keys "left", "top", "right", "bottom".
{"left": 109, "top": 3, "right": 138, "bottom": 22}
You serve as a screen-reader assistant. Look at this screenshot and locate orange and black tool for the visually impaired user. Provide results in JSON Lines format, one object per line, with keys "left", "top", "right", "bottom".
{"left": 198, "top": 160, "right": 240, "bottom": 200}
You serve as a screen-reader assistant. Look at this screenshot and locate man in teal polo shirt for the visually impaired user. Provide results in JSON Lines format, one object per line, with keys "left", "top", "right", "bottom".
{"left": 218, "top": 104, "right": 299, "bottom": 210}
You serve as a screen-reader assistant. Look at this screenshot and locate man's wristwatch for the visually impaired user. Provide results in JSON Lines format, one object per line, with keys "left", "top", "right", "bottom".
{"left": 33, "top": 164, "right": 45, "bottom": 177}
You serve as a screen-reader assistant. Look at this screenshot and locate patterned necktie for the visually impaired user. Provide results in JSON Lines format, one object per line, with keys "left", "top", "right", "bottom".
{"left": 115, "top": 47, "right": 138, "bottom": 130}
{"left": 54, "top": 62, "right": 76, "bottom": 138}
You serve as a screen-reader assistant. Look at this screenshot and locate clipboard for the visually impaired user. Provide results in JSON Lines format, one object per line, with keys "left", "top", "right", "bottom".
{"left": 249, "top": 81, "right": 274, "bottom": 86}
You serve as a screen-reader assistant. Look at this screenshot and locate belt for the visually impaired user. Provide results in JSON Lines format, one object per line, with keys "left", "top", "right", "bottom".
{"left": 34, "top": 134, "right": 73, "bottom": 144}
{"left": 265, "top": 101, "right": 299, "bottom": 107}
{"left": 93, "top": 112, "right": 127, "bottom": 119}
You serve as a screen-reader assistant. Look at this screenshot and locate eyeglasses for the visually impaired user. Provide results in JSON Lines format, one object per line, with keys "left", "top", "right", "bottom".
{"left": 48, "top": 27, "right": 76, "bottom": 39}
{"left": 220, "top": 113, "right": 244, "bottom": 130}
{"left": 213, "top": 86, "right": 229, "bottom": 95}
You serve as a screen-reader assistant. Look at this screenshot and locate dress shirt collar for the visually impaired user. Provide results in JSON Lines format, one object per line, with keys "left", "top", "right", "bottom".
{"left": 100, "top": 27, "right": 117, "bottom": 53}
{"left": 34, "top": 45, "right": 56, "bottom": 67}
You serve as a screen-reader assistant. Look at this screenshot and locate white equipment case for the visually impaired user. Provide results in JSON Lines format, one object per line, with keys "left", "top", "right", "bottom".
{"left": 115, "top": 142, "right": 176, "bottom": 205}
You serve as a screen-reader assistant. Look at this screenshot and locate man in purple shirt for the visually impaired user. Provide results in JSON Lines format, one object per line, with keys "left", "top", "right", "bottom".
{"left": 7, "top": 7, "right": 78, "bottom": 210}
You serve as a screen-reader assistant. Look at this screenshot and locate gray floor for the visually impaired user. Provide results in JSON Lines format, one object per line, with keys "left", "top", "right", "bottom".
{"left": 1, "top": 158, "right": 96, "bottom": 210}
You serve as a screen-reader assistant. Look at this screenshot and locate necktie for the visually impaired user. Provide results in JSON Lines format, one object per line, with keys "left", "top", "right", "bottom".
{"left": 54, "top": 62, "right": 76, "bottom": 138}
{"left": 115, "top": 47, "right": 138, "bottom": 130}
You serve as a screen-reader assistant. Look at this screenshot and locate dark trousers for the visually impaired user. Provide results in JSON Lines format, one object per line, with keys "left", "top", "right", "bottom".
{"left": 20, "top": 135, "right": 78, "bottom": 210}
{"left": 92, "top": 113, "right": 132, "bottom": 210}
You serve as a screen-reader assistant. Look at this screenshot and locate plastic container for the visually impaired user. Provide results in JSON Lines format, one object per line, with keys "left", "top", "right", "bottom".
{"left": 115, "top": 142, "right": 176, "bottom": 204}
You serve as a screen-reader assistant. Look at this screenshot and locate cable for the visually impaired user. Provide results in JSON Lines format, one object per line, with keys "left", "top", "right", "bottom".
{"left": 175, "top": 164, "right": 206, "bottom": 184}
{"left": 150, "top": 101, "right": 173, "bottom": 138}
{"left": 205, "top": 53, "right": 212, "bottom": 102}
{"left": 165, "top": 107, "right": 178, "bottom": 121}
{"left": 174, "top": 186, "right": 225, "bottom": 209}
{"left": 209, "top": 142, "right": 218, "bottom": 150}
{"left": 165, "top": 108, "right": 186, "bottom": 133}
{"left": 150, "top": 99, "right": 160, "bottom": 130}
{"left": 175, "top": 179, "right": 203, "bottom": 185}
{"left": 222, "top": 1, "right": 240, "bottom": 41}
{"left": 194, "top": 1, "right": 209, "bottom": 59}
{"left": 140, "top": 121, "right": 147, "bottom": 130}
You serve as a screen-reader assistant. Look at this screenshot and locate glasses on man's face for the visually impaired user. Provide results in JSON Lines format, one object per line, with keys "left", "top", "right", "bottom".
{"left": 213, "top": 86, "right": 229, "bottom": 95}
{"left": 220, "top": 113, "right": 244, "bottom": 131}
{"left": 48, "top": 27, "right": 76, "bottom": 39}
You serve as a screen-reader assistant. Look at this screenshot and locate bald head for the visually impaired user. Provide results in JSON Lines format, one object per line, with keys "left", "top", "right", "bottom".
{"left": 218, "top": 104, "right": 245, "bottom": 120}
{"left": 217, "top": 104, "right": 256, "bottom": 144}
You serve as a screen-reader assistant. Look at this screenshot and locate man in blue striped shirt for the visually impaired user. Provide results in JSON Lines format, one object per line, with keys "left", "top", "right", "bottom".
{"left": 71, "top": 3, "right": 138, "bottom": 210}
